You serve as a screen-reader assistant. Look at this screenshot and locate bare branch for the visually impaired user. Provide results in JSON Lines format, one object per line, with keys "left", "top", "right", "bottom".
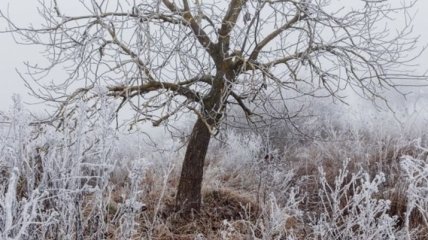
{"left": 218, "top": 0, "right": 247, "bottom": 50}
{"left": 249, "top": 10, "right": 306, "bottom": 61}
{"left": 162, "top": 0, "right": 216, "bottom": 58}
{"left": 107, "top": 81, "right": 201, "bottom": 102}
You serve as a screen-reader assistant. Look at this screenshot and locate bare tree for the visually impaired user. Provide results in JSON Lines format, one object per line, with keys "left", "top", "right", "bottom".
{"left": 1, "top": 0, "right": 425, "bottom": 212}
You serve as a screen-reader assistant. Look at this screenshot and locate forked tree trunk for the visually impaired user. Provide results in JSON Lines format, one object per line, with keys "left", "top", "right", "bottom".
{"left": 176, "top": 116, "right": 211, "bottom": 212}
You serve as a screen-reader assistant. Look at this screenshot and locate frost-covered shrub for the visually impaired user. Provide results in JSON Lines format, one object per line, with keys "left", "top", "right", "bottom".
{"left": 0, "top": 96, "right": 46, "bottom": 240}
{"left": 309, "top": 160, "right": 398, "bottom": 240}
{"left": 258, "top": 191, "right": 303, "bottom": 240}
{"left": 399, "top": 155, "right": 428, "bottom": 239}
{"left": 0, "top": 96, "right": 150, "bottom": 239}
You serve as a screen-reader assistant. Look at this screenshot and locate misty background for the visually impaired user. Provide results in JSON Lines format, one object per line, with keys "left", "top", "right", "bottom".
{"left": 1, "top": 0, "right": 428, "bottom": 122}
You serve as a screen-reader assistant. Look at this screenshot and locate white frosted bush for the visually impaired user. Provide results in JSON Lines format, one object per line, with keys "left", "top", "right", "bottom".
{"left": 259, "top": 190, "right": 302, "bottom": 240}
{"left": 310, "top": 159, "right": 398, "bottom": 240}
{"left": 399, "top": 155, "right": 428, "bottom": 239}
{"left": 0, "top": 96, "right": 143, "bottom": 239}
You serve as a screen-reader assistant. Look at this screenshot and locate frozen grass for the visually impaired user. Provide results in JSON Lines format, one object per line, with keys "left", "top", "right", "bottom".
{"left": 1, "top": 98, "right": 428, "bottom": 239}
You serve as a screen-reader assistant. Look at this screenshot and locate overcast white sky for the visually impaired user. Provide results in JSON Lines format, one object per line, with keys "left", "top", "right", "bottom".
{"left": 1, "top": 0, "right": 428, "bottom": 112}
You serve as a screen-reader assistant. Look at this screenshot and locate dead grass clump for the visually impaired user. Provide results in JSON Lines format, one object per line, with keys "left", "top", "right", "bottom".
{"left": 151, "top": 187, "right": 260, "bottom": 238}
{"left": 202, "top": 188, "right": 260, "bottom": 222}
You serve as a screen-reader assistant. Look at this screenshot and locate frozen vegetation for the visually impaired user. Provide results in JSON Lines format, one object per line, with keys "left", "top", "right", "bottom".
{"left": 0, "top": 96, "right": 428, "bottom": 239}
{"left": 0, "top": 1, "right": 426, "bottom": 238}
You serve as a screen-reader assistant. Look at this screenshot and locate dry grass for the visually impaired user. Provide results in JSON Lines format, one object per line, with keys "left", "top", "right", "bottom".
{"left": 56, "top": 136, "right": 428, "bottom": 239}
{"left": 4, "top": 113, "right": 428, "bottom": 239}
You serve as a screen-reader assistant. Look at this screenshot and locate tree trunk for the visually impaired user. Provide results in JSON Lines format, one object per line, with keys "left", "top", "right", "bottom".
{"left": 176, "top": 116, "right": 211, "bottom": 212}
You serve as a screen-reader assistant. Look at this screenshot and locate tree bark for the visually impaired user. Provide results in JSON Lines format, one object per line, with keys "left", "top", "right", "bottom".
{"left": 175, "top": 116, "right": 211, "bottom": 212}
